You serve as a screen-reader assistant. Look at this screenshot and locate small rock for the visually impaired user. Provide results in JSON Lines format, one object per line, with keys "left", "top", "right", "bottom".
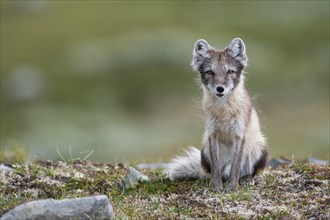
{"left": 124, "top": 167, "right": 149, "bottom": 189}
{"left": 307, "top": 157, "right": 329, "bottom": 165}
{"left": 1, "top": 195, "right": 114, "bottom": 220}
{"left": 268, "top": 158, "right": 291, "bottom": 168}
{"left": 137, "top": 163, "right": 170, "bottom": 170}
{"left": 0, "top": 164, "right": 13, "bottom": 171}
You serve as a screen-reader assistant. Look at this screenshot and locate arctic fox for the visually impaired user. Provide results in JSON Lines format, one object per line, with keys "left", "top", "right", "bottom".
{"left": 166, "top": 38, "right": 268, "bottom": 192}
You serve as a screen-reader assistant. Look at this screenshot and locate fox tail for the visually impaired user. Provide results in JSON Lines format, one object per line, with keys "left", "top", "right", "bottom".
{"left": 165, "top": 146, "right": 206, "bottom": 180}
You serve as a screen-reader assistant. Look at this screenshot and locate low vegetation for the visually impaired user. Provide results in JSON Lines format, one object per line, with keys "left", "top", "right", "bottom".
{"left": 0, "top": 160, "right": 329, "bottom": 219}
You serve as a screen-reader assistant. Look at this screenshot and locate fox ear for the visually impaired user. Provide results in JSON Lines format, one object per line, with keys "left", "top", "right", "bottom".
{"left": 227, "top": 38, "right": 247, "bottom": 65}
{"left": 192, "top": 39, "right": 212, "bottom": 72}
{"left": 193, "top": 39, "right": 212, "bottom": 59}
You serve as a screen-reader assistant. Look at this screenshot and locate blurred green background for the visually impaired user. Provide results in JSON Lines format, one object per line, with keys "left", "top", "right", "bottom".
{"left": 1, "top": 1, "right": 329, "bottom": 163}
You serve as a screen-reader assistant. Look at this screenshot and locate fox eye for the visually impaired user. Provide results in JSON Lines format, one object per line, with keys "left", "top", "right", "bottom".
{"left": 205, "top": 70, "right": 214, "bottom": 76}
{"left": 227, "top": 70, "right": 235, "bottom": 74}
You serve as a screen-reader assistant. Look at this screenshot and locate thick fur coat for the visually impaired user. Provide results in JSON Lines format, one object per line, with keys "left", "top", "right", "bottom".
{"left": 166, "top": 38, "right": 268, "bottom": 191}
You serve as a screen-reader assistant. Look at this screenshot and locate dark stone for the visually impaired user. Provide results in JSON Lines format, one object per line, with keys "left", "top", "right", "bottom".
{"left": 268, "top": 158, "right": 291, "bottom": 168}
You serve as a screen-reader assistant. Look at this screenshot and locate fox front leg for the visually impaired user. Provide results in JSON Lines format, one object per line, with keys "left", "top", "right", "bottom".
{"left": 228, "top": 137, "right": 245, "bottom": 191}
{"left": 208, "top": 135, "right": 223, "bottom": 193}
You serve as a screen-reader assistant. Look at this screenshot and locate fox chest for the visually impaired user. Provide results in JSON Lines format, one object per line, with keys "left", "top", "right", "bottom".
{"left": 206, "top": 112, "right": 244, "bottom": 146}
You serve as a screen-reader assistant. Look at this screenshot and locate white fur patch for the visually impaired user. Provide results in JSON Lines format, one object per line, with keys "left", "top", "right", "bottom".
{"left": 164, "top": 146, "right": 206, "bottom": 180}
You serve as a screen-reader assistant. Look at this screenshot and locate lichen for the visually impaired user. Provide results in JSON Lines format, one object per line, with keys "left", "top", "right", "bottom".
{"left": 0, "top": 160, "right": 329, "bottom": 219}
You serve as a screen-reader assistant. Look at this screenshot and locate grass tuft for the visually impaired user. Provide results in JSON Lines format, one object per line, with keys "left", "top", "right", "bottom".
{"left": 1, "top": 161, "right": 329, "bottom": 218}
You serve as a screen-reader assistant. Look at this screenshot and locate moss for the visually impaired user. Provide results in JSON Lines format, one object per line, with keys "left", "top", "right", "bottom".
{"left": 1, "top": 161, "right": 329, "bottom": 218}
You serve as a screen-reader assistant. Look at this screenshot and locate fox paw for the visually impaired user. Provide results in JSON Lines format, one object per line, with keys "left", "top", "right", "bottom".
{"left": 209, "top": 180, "right": 223, "bottom": 193}
{"left": 227, "top": 182, "right": 238, "bottom": 192}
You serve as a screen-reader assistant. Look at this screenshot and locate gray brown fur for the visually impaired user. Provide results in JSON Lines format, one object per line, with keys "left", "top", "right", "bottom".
{"left": 165, "top": 38, "right": 268, "bottom": 192}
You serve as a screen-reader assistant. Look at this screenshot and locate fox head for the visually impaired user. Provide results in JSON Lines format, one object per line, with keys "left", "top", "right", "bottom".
{"left": 192, "top": 38, "right": 248, "bottom": 98}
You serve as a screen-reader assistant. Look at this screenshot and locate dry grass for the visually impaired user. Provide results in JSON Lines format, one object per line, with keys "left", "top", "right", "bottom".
{"left": 1, "top": 160, "right": 329, "bottom": 219}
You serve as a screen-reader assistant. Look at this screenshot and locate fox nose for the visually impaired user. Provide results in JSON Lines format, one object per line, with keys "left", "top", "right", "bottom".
{"left": 216, "top": 86, "right": 225, "bottom": 93}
